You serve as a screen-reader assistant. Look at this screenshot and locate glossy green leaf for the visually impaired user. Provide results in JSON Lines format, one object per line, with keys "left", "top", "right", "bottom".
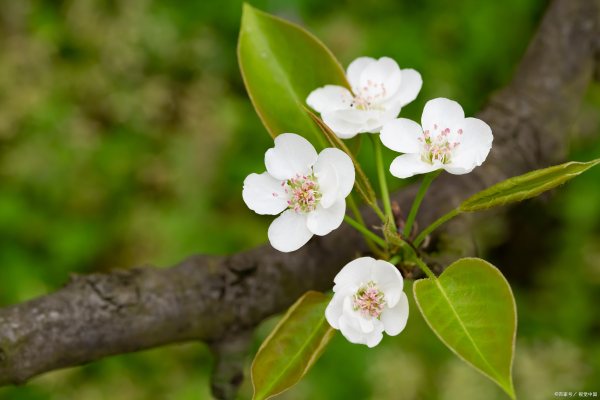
{"left": 413, "top": 258, "right": 517, "bottom": 399}
{"left": 251, "top": 291, "right": 335, "bottom": 400}
{"left": 238, "top": 4, "right": 348, "bottom": 146}
{"left": 460, "top": 159, "right": 600, "bottom": 212}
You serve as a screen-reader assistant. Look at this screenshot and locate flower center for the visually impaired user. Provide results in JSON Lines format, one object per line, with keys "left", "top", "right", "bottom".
{"left": 419, "top": 125, "right": 462, "bottom": 164}
{"left": 284, "top": 173, "right": 322, "bottom": 213}
{"left": 351, "top": 80, "right": 387, "bottom": 111}
{"left": 353, "top": 281, "right": 386, "bottom": 318}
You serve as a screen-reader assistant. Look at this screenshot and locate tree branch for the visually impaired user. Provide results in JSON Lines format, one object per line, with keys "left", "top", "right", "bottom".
{"left": 0, "top": 0, "right": 598, "bottom": 396}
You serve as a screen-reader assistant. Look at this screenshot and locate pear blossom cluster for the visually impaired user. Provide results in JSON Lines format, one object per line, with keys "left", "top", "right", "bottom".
{"left": 243, "top": 55, "right": 494, "bottom": 347}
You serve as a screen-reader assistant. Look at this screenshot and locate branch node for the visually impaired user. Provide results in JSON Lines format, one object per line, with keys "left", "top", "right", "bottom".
{"left": 209, "top": 331, "right": 252, "bottom": 400}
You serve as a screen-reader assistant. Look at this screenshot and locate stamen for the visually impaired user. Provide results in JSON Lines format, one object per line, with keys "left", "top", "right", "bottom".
{"left": 285, "top": 172, "right": 322, "bottom": 213}
{"left": 421, "top": 126, "right": 461, "bottom": 165}
{"left": 351, "top": 80, "right": 387, "bottom": 111}
{"left": 353, "top": 281, "right": 386, "bottom": 318}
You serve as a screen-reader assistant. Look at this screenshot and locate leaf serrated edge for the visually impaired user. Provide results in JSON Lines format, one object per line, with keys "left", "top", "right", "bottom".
{"left": 412, "top": 258, "right": 517, "bottom": 399}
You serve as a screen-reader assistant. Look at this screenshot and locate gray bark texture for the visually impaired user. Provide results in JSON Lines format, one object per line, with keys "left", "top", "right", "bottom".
{"left": 0, "top": 0, "right": 598, "bottom": 398}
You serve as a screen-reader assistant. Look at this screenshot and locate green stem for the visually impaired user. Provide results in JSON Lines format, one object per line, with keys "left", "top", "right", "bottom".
{"left": 404, "top": 170, "right": 441, "bottom": 238}
{"left": 388, "top": 254, "right": 402, "bottom": 265}
{"left": 412, "top": 256, "right": 436, "bottom": 279}
{"left": 372, "top": 136, "right": 396, "bottom": 230}
{"left": 370, "top": 201, "right": 387, "bottom": 222}
{"left": 347, "top": 194, "right": 380, "bottom": 255}
{"left": 413, "top": 208, "right": 461, "bottom": 247}
{"left": 344, "top": 215, "right": 387, "bottom": 248}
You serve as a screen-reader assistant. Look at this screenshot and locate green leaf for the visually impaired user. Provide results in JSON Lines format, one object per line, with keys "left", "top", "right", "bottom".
{"left": 238, "top": 4, "right": 348, "bottom": 146}
{"left": 460, "top": 159, "right": 600, "bottom": 212}
{"left": 413, "top": 258, "right": 517, "bottom": 399}
{"left": 251, "top": 291, "right": 335, "bottom": 400}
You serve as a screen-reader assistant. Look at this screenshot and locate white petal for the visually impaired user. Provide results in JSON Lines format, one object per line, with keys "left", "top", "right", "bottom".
{"left": 381, "top": 292, "right": 409, "bottom": 336}
{"left": 242, "top": 172, "right": 288, "bottom": 215}
{"left": 346, "top": 57, "right": 375, "bottom": 91}
{"left": 338, "top": 298, "right": 384, "bottom": 347}
{"left": 380, "top": 118, "right": 423, "bottom": 154}
{"left": 358, "top": 316, "right": 375, "bottom": 333}
{"left": 359, "top": 57, "right": 402, "bottom": 101}
{"left": 421, "top": 98, "right": 465, "bottom": 133}
{"left": 306, "top": 199, "right": 346, "bottom": 236}
{"left": 333, "top": 257, "right": 374, "bottom": 292}
{"left": 306, "top": 85, "right": 353, "bottom": 113}
{"left": 321, "top": 111, "right": 364, "bottom": 139}
{"left": 314, "top": 148, "right": 355, "bottom": 200}
{"left": 339, "top": 314, "right": 367, "bottom": 345}
{"left": 325, "top": 293, "right": 344, "bottom": 329}
{"left": 389, "top": 153, "right": 439, "bottom": 179}
{"left": 313, "top": 151, "right": 339, "bottom": 209}
{"left": 445, "top": 117, "right": 493, "bottom": 175}
{"left": 370, "top": 260, "right": 404, "bottom": 307}
{"left": 265, "top": 133, "right": 318, "bottom": 180}
{"left": 387, "top": 68, "right": 422, "bottom": 107}
{"left": 365, "top": 329, "right": 384, "bottom": 348}
{"left": 364, "top": 102, "right": 402, "bottom": 133}
{"left": 267, "top": 210, "right": 313, "bottom": 252}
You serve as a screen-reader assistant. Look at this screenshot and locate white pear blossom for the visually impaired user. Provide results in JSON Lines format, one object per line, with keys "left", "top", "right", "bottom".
{"left": 242, "top": 133, "right": 355, "bottom": 252}
{"left": 306, "top": 57, "right": 422, "bottom": 139}
{"left": 380, "top": 97, "right": 493, "bottom": 179}
{"left": 325, "top": 257, "right": 408, "bottom": 348}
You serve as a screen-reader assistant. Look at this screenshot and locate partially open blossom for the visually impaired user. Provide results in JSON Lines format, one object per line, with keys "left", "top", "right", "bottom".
{"left": 325, "top": 257, "right": 408, "bottom": 347}
{"left": 380, "top": 97, "right": 493, "bottom": 178}
{"left": 243, "top": 133, "right": 355, "bottom": 252}
{"left": 306, "top": 57, "right": 422, "bottom": 139}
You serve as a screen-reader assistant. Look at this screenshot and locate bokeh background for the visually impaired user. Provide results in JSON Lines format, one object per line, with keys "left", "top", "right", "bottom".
{"left": 0, "top": 0, "right": 599, "bottom": 399}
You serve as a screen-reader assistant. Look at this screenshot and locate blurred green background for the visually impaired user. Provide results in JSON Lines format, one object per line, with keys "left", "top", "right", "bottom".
{"left": 0, "top": 0, "right": 599, "bottom": 399}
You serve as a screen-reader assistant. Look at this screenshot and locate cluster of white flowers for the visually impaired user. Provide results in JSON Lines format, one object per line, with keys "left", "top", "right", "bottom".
{"left": 242, "top": 56, "right": 493, "bottom": 347}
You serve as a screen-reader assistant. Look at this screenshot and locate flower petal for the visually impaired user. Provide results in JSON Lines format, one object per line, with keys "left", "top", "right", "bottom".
{"left": 339, "top": 297, "right": 384, "bottom": 347}
{"left": 313, "top": 152, "right": 339, "bottom": 209}
{"left": 265, "top": 133, "right": 318, "bottom": 180}
{"left": 321, "top": 110, "right": 364, "bottom": 139}
{"left": 333, "top": 256, "right": 374, "bottom": 292}
{"left": 370, "top": 260, "right": 404, "bottom": 307}
{"left": 445, "top": 117, "right": 493, "bottom": 175}
{"left": 314, "top": 148, "right": 355, "bottom": 200}
{"left": 242, "top": 172, "right": 288, "bottom": 215}
{"left": 364, "top": 102, "right": 403, "bottom": 133}
{"left": 359, "top": 57, "right": 402, "bottom": 101}
{"left": 267, "top": 210, "right": 313, "bottom": 252}
{"left": 365, "top": 329, "right": 384, "bottom": 348}
{"left": 380, "top": 118, "right": 423, "bottom": 154}
{"left": 381, "top": 292, "right": 409, "bottom": 336}
{"left": 346, "top": 57, "right": 375, "bottom": 91}
{"left": 306, "top": 199, "right": 346, "bottom": 236}
{"left": 325, "top": 293, "right": 344, "bottom": 329}
{"left": 421, "top": 98, "right": 465, "bottom": 133}
{"left": 388, "top": 68, "right": 423, "bottom": 107}
{"left": 389, "top": 153, "right": 438, "bottom": 179}
{"left": 306, "top": 85, "right": 354, "bottom": 113}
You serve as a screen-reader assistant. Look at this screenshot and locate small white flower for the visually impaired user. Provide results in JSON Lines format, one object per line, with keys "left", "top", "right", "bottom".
{"left": 307, "top": 57, "right": 422, "bottom": 139}
{"left": 325, "top": 257, "right": 408, "bottom": 348}
{"left": 380, "top": 97, "right": 493, "bottom": 178}
{"left": 243, "top": 133, "right": 355, "bottom": 252}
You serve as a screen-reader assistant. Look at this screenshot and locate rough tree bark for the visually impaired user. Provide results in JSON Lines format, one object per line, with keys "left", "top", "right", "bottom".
{"left": 0, "top": 0, "right": 598, "bottom": 398}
